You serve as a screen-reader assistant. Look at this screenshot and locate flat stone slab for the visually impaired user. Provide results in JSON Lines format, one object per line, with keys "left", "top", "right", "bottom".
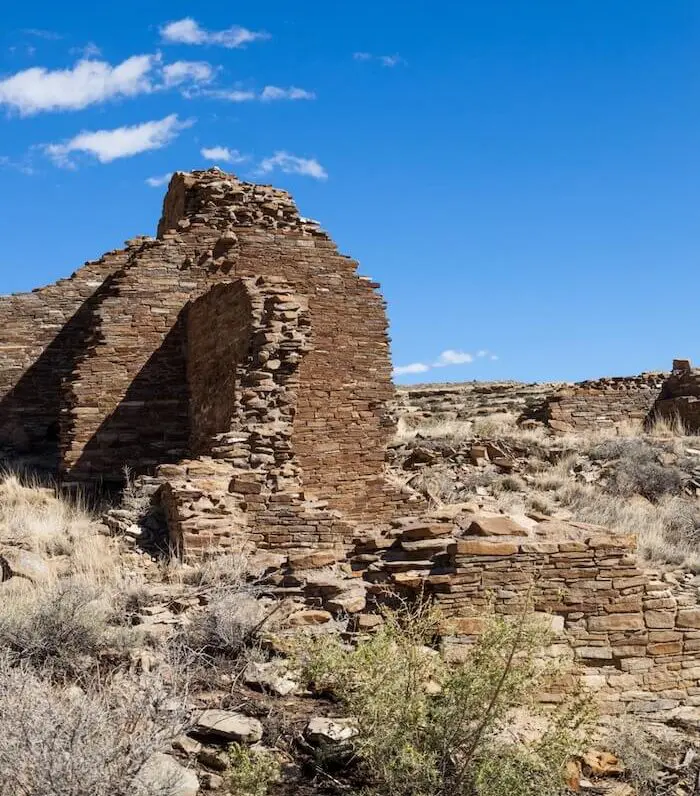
{"left": 193, "top": 710, "right": 263, "bottom": 744}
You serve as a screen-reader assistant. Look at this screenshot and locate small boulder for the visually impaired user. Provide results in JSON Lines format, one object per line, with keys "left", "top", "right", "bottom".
{"left": 194, "top": 710, "right": 263, "bottom": 744}
{"left": 134, "top": 753, "right": 199, "bottom": 796}
{"left": 305, "top": 717, "right": 358, "bottom": 746}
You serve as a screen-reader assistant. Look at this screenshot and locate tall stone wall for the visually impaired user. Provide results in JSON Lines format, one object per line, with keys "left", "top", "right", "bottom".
{"left": 0, "top": 168, "right": 403, "bottom": 551}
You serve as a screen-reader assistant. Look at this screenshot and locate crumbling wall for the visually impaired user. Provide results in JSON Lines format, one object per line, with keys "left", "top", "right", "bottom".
{"left": 650, "top": 360, "right": 700, "bottom": 432}
{"left": 522, "top": 373, "right": 666, "bottom": 433}
{"left": 0, "top": 247, "right": 134, "bottom": 461}
{"left": 0, "top": 168, "right": 404, "bottom": 550}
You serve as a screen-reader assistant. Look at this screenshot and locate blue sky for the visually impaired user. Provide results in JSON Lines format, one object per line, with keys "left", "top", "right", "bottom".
{"left": 1, "top": 1, "right": 699, "bottom": 384}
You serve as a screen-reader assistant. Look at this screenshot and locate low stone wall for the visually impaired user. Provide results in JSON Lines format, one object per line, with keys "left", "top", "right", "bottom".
{"left": 522, "top": 373, "right": 666, "bottom": 433}
{"left": 345, "top": 513, "right": 700, "bottom": 715}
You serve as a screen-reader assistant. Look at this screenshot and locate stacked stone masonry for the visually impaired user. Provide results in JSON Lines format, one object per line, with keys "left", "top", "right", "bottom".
{"left": 349, "top": 514, "right": 700, "bottom": 715}
{"left": 521, "top": 372, "right": 668, "bottom": 433}
{"left": 4, "top": 172, "right": 700, "bottom": 714}
{"left": 0, "top": 169, "right": 403, "bottom": 551}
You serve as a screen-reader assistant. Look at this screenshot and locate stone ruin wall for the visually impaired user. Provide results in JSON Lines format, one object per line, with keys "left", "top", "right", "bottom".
{"left": 4, "top": 171, "right": 700, "bottom": 713}
{"left": 0, "top": 169, "right": 403, "bottom": 552}
{"left": 649, "top": 359, "right": 700, "bottom": 433}
{"left": 351, "top": 515, "right": 700, "bottom": 715}
{"left": 521, "top": 372, "right": 668, "bottom": 433}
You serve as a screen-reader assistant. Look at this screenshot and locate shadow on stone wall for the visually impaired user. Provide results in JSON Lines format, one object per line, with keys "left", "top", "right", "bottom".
{"left": 63, "top": 314, "right": 190, "bottom": 486}
{"left": 0, "top": 274, "right": 121, "bottom": 477}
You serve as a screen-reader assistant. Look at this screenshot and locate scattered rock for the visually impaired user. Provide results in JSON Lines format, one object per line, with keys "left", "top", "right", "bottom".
{"left": 134, "top": 753, "right": 199, "bottom": 796}
{"left": 194, "top": 710, "right": 263, "bottom": 744}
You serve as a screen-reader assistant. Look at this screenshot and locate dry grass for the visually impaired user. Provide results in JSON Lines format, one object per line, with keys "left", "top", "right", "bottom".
{"left": 0, "top": 473, "right": 117, "bottom": 581}
{"left": 394, "top": 417, "right": 475, "bottom": 444}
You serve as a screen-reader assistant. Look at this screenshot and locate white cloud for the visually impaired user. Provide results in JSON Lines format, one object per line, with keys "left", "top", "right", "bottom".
{"left": 0, "top": 54, "right": 156, "bottom": 115}
{"left": 70, "top": 42, "right": 102, "bottom": 58}
{"left": 393, "top": 362, "right": 430, "bottom": 377}
{"left": 162, "top": 60, "right": 214, "bottom": 86}
{"left": 433, "top": 350, "right": 473, "bottom": 367}
{"left": 260, "top": 85, "right": 315, "bottom": 101}
{"left": 45, "top": 114, "right": 192, "bottom": 167}
{"left": 393, "top": 348, "right": 497, "bottom": 379}
{"left": 258, "top": 151, "right": 328, "bottom": 180}
{"left": 160, "top": 17, "right": 269, "bottom": 48}
{"left": 353, "top": 52, "right": 406, "bottom": 67}
{"left": 211, "top": 88, "right": 256, "bottom": 102}
{"left": 145, "top": 172, "right": 173, "bottom": 187}
{"left": 23, "top": 29, "right": 62, "bottom": 40}
{"left": 201, "top": 146, "right": 247, "bottom": 164}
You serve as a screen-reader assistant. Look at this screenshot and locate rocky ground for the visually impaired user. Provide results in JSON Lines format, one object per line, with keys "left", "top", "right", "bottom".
{"left": 3, "top": 383, "right": 700, "bottom": 794}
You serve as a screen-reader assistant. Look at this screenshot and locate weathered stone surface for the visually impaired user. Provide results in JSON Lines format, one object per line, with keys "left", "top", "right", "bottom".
{"left": 468, "top": 515, "right": 529, "bottom": 537}
{"left": 134, "top": 753, "right": 199, "bottom": 796}
{"left": 456, "top": 539, "right": 520, "bottom": 556}
{"left": 305, "top": 717, "right": 358, "bottom": 746}
{"left": 194, "top": 710, "right": 263, "bottom": 744}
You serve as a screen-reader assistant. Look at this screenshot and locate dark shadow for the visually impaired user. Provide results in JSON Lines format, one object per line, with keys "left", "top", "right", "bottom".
{"left": 65, "top": 312, "right": 190, "bottom": 486}
{"left": 0, "top": 274, "right": 121, "bottom": 480}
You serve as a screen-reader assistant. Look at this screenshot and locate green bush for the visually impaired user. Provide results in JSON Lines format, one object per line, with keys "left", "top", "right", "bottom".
{"left": 227, "top": 744, "right": 281, "bottom": 796}
{"left": 300, "top": 602, "right": 591, "bottom": 796}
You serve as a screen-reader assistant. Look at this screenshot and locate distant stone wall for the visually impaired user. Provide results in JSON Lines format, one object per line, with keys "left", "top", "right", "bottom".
{"left": 650, "top": 360, "right": 700, "bottom": 432}
{"left": 521, "top": 373, "right": 667, "bottom": 433}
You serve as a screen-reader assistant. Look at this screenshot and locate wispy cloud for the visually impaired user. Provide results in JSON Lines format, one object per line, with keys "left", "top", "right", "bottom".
{"left": 353, "top": 51, "right": 406, "bottom": 67}
{"left": 45, "top": 114, "right": 192, "bottom": 167}
{"left": 260, "top": 85, "right": 315, "bottom": 101}
{"left": 145, "top": 172, "right": 173, "bottom": 187}
{"left": 208, "top": 85, "right": 315, "bottom": 103}
{"left": 0, "top": 55, "right": 156, "bottom": 115}
{"left": 0, "top": 154, "right": 35, "bottom": 175}
{"left": 392, "top": 349, "right": 497, "bottom": 379}
{"left": 257, "top": 151, "right": 328, "bottom": 180}
{"left": 160, "top": 17, "right": 269, "bottom": 49}
{"left": 69, "top": 42, "right": 102, "bottom": 58}
{"left": 201, "top": 146, "right": 247, "bottom": 164}
{"left": 393, "top": 362, "right": 430, "bottom": 377}
{"left": 433, "top": 350, "right": 473, "bottom": 367}
{"left": 23, "top": 29, "right": 62, "bottom": 40}
{"left": 162, "top": 60, "right": 214, "bottom": 87}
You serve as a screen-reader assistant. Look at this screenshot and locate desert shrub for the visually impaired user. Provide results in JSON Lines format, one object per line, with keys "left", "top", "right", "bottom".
{"left": 227, "top": 744, "right": 281, "bottom": 796}
{"left": 605, "top": 718, "right": 669, "bottom": 795}
{"left": 0, "top": 579, "right": 116, "bottom": 678}
{"left": 178, "top": 586, "right": 273, "bottom": 665}
{"left": 589, "top": 439, "right": 685, "bottom": 501}
{"left": 299, "top": 602, "right": 589, "bottom": 796}
{"left": 0, "top": 656, "right": 186, "bottom": 796}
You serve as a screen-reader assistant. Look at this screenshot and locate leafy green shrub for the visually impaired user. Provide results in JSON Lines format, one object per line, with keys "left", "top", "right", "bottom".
{"left": 227, "top": 744, "right": 281, "bottom": 796}
{"left": 299, "top": 602, "right": 590, "bottom": 796}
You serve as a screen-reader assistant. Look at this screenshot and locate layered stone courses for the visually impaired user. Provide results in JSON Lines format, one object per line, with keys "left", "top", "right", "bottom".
{"left": 0, "top": 168, "right": 401, "bottom": 551}
{"left": 649, "top": 359, "right": 700, "bottom": 433}
{"left": 349, "top": 514, "right": 700, "bottom": 715}
{"left": 521, "top": 372, "right": 668, "bottom": 432}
